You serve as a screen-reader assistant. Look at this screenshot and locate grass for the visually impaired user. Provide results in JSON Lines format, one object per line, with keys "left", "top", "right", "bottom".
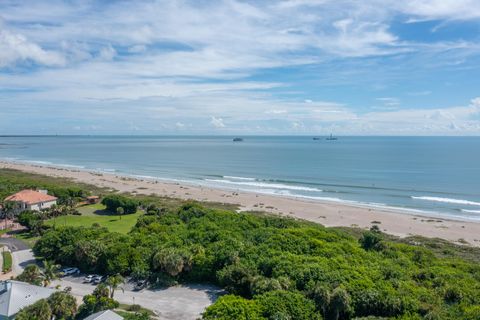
{"left": 0, "top": 229, "right": 11, "bottom": 236}
{"left": 45, "top": 203, "right": 143, "bottom": 234}
{"left": 2, "top": 251, "right": 12, "bottom": 273}
{"left": 13, "top": 232, "right": 41, "bottom": 248}
{"left": 117, "top": 303, "right": 156, "bottom": 316}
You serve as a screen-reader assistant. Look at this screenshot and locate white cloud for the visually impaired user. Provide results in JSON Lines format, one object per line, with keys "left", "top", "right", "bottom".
{"left": 0, "top": 29, "right": 65, "bottom": 67}
{"left": 398, "top": 0, "right": 480, "bottom": 21}
{"left": 0, "top": 1, "right": 479, "bottom": 135}
{"left": 175, "top": 122, "right": 185, "bottom": 129}
{"left": 210, "top": 116, "right": 226, "bottom": 128}
{"left": 98, "top": 44, "right": 116, "bottom": 61}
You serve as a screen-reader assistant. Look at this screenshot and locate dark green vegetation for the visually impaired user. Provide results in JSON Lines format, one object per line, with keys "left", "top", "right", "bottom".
{"left": 34, "top": 203, "right": 480, "bottom": 319}
{"left": 16, "top": 291, "right": 77, "bottom": 320}
{"left": 102, "top": 194, "right": 139, "bottom": 214}
{"left": 3, "top": 168, "right": 480, "bottom": 319}
{"left": 2, "top": 250, "right": 12, "bottom": 273}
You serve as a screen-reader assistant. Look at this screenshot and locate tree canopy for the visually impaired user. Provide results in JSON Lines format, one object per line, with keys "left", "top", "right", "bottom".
{"left": 33, "top": 202, "right": 480, "bottom": 319}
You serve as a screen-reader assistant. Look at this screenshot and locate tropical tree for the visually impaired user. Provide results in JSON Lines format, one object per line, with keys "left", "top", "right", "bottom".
{"left": 1, "top": 201, "right": 19, "bottom": 230}
{"left": 203, "top": 295, "right": 264, "bottom": 320}
{"left": 152, "top": 248, "right": 186, "bottom": 277}
{"left": 16, "top": 264, "right": 43, "bottom": 286}
{"left": 328, "top": 287, "right": 352, "bottom": 320}
{"left": 106, "top": 274, "right": 125, "bottom": 298}
{"left": 16, "top": 299, "right": 52, "bottom": 320}
{"left": 116, "top": 207, "right": 124, "bottom": 220}
{"left": 307, "top": 282, "right": 331, "bottom": 317}
{"left": 48, "top": 291, "right": 77, "bottom": 320}
{"left": 42, "top": 260, "right": 61, "bottom": 287}
{"left": 77, "top": 283, "right": 119, "bottom": 319}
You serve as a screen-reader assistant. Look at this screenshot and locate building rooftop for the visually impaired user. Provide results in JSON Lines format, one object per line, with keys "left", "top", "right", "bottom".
{"left": 4, "top": 189, "right": 57, "bottom": 205}
{"left": 0, "top": 280, "right": 56, "bottom": 317}
{"left": 84, "top": 310, "right": 124, "bottom": 320}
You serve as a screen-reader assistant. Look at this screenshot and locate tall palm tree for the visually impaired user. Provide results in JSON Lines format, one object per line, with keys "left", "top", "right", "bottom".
{"left": 329, "top": 287, "right": 351, "bottom": 320}
{"left": 1, "top": 201, "right": 18, "bottom": 230}
{"left": 106, "top": 274, "right": 125, "bottom": 298}
{"left": 42, "top": 260, "right": 61, "bottom": 287}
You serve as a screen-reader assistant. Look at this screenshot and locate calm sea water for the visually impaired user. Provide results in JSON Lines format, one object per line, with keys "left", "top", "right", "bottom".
{"left": 1, "top": 136, "right": 479, "bottom": 221}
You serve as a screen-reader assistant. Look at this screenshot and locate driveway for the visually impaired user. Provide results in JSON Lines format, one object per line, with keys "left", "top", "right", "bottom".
{"left": 0, "top": 238, "right": 30, "bottom": 251}
{"left": 53, "top": 276, "right": 222, "bottom": 320}
{"left": 11, "top": 249, "right": 37, "bottom": 276}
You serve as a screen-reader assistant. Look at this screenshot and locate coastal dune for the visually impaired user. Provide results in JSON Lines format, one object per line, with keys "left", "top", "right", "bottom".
{"left": 2, "top": 160, "right": 480, "bottom": 247}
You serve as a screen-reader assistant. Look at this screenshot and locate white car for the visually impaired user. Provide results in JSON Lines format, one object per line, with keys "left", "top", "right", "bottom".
{"left": 84, "top": 274, "right": 95, "bottom": 283}
{"left": 92, "top": 275, "right": 105, "bottom": 284}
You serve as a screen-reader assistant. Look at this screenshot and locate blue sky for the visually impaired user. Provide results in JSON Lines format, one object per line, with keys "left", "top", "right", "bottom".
{"left": 1, "top": 0, "right": 480, "bottom": 135}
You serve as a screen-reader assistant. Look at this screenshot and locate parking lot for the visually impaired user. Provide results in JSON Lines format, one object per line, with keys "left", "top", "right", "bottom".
{"left": 13, "top": 250, "right": 223, "bottom": 320}
{"left": 53, "top": 273, "right": 223, "bottom": 320}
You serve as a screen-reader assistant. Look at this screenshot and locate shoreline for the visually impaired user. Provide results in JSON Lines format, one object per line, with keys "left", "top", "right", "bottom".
{"left": 1, "top": 160, "right": 480, "bottom": 247}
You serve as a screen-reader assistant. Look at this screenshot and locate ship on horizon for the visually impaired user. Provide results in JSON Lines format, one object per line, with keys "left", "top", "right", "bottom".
{"left": 326, "top": 134, "right": 338, "bottom": 141}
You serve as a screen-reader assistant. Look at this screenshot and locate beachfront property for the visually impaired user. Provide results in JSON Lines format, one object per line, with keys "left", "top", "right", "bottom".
{"left": 0, "top": 280, "right": 56, "bottom": 319}
{"left": 84, "top": 310, "right": 124, "bottom": 320}
{"left": 4, "top": 189, "right": 57, "bottom": 212}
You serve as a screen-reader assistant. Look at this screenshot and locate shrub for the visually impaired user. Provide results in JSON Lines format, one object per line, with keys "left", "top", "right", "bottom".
{"left": 203, "top": 295, "right": 265, "bottom": 320}
{"left": 255, "top": 290, "right": 321, "bottom": 320}
{"left": 101, "top": 194, "right": 138, "bottom": 214}
{"left": 2, "top": 251, "right": 12, "bottom": 273}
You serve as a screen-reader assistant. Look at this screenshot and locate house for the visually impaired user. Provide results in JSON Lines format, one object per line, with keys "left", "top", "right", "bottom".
{"left": 4, "top": 189, "right": 57, "bottom": 212}
{"left": 84, "top": 310, "right": 124, "bottom": 320}
{"left": 86, "top": 195, "right": 100, "bottom": 204}
{"left": 0, "top": 280, "right": 56, "bottom": 319}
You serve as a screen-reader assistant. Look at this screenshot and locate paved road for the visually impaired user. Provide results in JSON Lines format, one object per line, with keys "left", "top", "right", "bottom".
{"left": 12, "top": 249, "right": 223, "bottom": 319}
{"left": 11, "top": 249, "right": 37, "bottom": 276}
{"left": 0, "top": 238, "right": 30, "bottom": 251}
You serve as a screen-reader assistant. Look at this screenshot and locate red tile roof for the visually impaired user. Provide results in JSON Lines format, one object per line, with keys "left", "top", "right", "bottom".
{"left": 5, "top": 190, "right": 57, "bottom": 205}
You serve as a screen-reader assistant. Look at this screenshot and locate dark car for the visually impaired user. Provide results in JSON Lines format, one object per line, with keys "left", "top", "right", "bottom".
{"left": 134, "top": 279, "right": 148, "bottom": 291}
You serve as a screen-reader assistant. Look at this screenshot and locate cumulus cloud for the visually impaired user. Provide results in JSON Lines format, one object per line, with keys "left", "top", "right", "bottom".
{"left": 0, "top": 29, "right": 65, "bottom": 67}
{"left": 0, "top": 1, "right": 479, "bottom": 135}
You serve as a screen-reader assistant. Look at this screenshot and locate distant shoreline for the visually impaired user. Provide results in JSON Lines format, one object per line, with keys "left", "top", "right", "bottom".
{"left": 1, "top": 159, "right": 480, "bottom": 247}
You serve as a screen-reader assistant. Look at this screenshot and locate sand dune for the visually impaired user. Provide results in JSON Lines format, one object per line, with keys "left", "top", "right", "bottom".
{"left": 2, "top": 160, "right": 479, "bottom": 247}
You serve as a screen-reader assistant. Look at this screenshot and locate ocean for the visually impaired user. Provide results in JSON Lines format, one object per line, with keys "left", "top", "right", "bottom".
{"left": 1, "top": 136, "right": 479, "bottom": 221}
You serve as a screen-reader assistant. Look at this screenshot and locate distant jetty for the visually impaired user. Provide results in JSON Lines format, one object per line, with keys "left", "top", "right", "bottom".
{"left": 233, "top": 137, "right": 243, "bottom": 142}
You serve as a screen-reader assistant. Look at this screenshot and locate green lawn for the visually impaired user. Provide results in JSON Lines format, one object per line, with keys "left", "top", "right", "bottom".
{"left": 13, "top": 232, "right": 40, "bottom": 248}
{"left": 2, "top": 251, "right": 12, "bottom": 273}
{"left": 45, "top": 203, "right": 143, "bottom": 234}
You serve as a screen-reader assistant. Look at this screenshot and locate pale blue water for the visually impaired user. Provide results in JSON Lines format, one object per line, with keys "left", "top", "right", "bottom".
{"left": 1, "top": 136, "right": 479, "bottom": 221}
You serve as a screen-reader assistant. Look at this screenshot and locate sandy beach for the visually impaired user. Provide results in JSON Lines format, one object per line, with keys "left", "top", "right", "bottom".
{"left": 1, "top": 160, "right": 480, "bottom": 247}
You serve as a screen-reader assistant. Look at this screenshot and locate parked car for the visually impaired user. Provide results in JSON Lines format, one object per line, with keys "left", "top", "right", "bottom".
{"left": 70, "top": 267, "right": 80, "bottom": 275}
{"left": 93, "top": 275, "right": 105, "bottom": 284}
{"left": 61, "top": 267, "right": 80, "bottom": 276}
{"left": 134, "top": 279, "right": 148, "bottom": 291}
{"left": 84, "top": 274, "right": 95, "bottom": 283}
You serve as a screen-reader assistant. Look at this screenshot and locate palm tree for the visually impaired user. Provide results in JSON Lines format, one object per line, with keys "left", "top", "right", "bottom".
{"left": 1, "top": 201, "right": 18, "bottom": 230}
{"left": 116, "top": 207, "right": 124, "bottom": 220}
{"left": 329, "top": 287, "right": 351, "bottom": 320}
{"left": 106, "top": 274, "right": 125, "bottom": 298}
{"left": 42, "top": 260, "right": 61, "bottom": 287}
{"left": 47, "top": 291, "right": 77, "bottom": 319}
{"left": 16, "top": 264, "right": 44, "bottom": 286}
